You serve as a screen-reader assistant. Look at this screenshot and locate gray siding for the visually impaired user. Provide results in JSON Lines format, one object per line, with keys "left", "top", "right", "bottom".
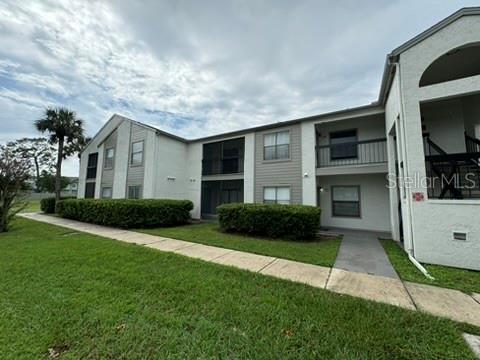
{"left": 254, "top": 124, "right": 302, "bottom": 204}
{"left": 126, "top": 123, "right": 147, "bottom": 196}
{"left": 100, "top": 129, "right": 117, "bottom": 192}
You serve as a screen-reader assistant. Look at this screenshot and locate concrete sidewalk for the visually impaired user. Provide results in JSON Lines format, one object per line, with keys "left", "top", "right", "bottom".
{"left": 334, "top": 229, "right": 399, "bottom": 279}
{"left": 19, "top": 213, "right": 480, "bottom": 328}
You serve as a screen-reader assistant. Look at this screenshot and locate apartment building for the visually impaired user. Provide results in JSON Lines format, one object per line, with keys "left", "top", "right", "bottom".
{"left": 78, "top": 8, "right": 480, "bottom": 270}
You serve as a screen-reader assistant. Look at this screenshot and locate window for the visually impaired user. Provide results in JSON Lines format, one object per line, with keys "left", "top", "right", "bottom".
{"left": 85, "top": 182, "right": 95, "bottom": 198}
{"left": 101, "top": 187, "right": 112, "bottom": 198}
{"left": 264, "top": 131, "right": 290, "bottom": 160}
{"left": 128, "top": 185, "right": 142, "bottom": 199}
{"left": 330, "top": 130, "right": 357, "bottom": 160}
{"left": 104, "top": 148, "right": 115, "bottom": 169}
{"left": 130, "top": 141, "right": 144, "bottom": 166}
{"left": 86, "top": 153, "right": 98, "bottom": 179}
{"left": 332, "top": 186, "right": 360, "bottom": 217}
{"left": 263, "top": 186, "right": 290, "bottom": 205}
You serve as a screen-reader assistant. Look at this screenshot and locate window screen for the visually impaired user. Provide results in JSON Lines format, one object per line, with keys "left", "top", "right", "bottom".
{"left": 332, "top": 186, "right": 360, "bottom": 217}
{"left": 128, "top": 185, "right": 142, "bottom": 199}
{"left": 101, "top": 187, "right": 112, "bottom": 198}
{"left": 104, "top": 148, "right": 115, "bottom": 169}
{"left": 264, "top": 131, "right": 290, "bottom": 160}
{"left": 263, "top": 186, "right": 290, "bottom": 205}
{"left": 86, "top": 153, "right": 98, "bottom": 179}
{"left": 330, "top": 130, "right": 357, "bottom": 160}
{"left": 85, "top": 182, "right": 95, "bottom": 198}
{"left": 131, "top": 141, "right": 144, "bottom": 166}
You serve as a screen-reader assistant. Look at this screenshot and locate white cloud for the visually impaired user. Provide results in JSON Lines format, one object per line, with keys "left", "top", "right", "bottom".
{"left": 0, "top": 0, "right": 478, "bottom": 176}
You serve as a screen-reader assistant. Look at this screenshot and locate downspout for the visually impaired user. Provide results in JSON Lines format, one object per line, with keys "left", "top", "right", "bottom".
{"left": 408, "top": 253, "right": 435, "bottom": 280}
{"left": 390, "top": 59, "right": 435, "bottom": 280}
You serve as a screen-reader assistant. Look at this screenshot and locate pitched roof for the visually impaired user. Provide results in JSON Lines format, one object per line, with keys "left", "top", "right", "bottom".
{"left": 378, "top": 7, "right": 480, "bottom": 104}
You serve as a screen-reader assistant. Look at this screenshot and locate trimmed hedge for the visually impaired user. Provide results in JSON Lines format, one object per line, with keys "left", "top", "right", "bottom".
{"left": 56, "top": 199, "right": 193, "bottom": 228}
{"left": 217, "top": 203, "right": 321, "bottom": 240}
{"left": 40, "top": 196, "right": 75, "bottom": 214}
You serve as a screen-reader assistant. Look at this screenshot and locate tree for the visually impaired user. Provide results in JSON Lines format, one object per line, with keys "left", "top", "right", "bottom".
{"left": 0, "top": 144, "right": 31, "bottom": 232}
{"left": 35, "top": 107, "right": 85, "bottom": 201}
{"left": 7, "top": 137, "right": 56, "bottom": 192}
{"left": 37, "top": 170, "right": 70, "bottom": 193}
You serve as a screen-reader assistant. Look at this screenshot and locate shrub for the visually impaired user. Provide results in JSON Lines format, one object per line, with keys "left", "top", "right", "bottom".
{"left": 40, "top": 196, "right": 75, "bottom": 214}
{"left": 56, "top": 199, "right": 193, "bottom": 228}
{"left": 217, "top": 203, "right": 321, "bottom": 240}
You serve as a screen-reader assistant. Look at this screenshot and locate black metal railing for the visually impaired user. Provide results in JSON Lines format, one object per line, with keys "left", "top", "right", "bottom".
{"left": 316, "top": 138, "right": 387, "bottom": 167}
{"left": 425, "top": 152, "right": 480, "bottom": 199}
{"left": 202, "top": 158, "right": 244, "bottom": 175}
{"left": 465, "top": 132, "right": 480, "bottom": 153}
{"left": 423, "top": 135, "right": 448, "bottom": 157}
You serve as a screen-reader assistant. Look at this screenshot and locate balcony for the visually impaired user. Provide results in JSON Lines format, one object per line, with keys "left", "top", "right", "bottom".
{"left": 316, "top": 138, "right": 387, "bottom": 168}
{"left": 202, "top": 137, "right": 244, "bottom": 176}
{"left": 202, "top": 158, "right": 244, "bottom": 176}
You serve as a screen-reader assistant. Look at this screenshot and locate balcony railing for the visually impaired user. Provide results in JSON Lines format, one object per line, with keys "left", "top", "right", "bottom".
{"left": 202, "top": 158, "right": 244, "bottom": 176}
{"left": 425, "top": 152, "right": 480, "bottom": 199}
{"left": 465, "top": 132, "right": 480, "bottom": 153}
{"left": 316, "top": 138, "right": 387, "bottom": 168}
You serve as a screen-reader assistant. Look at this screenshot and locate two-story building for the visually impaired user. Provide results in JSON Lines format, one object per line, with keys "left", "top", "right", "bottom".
{"left": 78, "top": 8, "right": 480, "bottom": 271}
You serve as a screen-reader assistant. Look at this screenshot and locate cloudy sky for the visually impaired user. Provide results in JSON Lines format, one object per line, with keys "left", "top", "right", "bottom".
{"left": 0, "top": 0, "right": 477, "bottom": 175}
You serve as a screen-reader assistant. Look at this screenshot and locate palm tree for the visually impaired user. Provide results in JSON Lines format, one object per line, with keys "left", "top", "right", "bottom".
{"left": 35, "top": 107, "right": 85, "bottom": 201}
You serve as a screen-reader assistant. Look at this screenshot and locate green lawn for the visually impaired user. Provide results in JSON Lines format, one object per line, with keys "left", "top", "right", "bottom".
{"left": 19, "top": 200, "right": 41, "bottom": 213}
{"left": 381, "top": 240, "right": 480, "bottom": 294}
{"left": 140, "top": 222, "right": 341, "bottom": 267}
{"left": 0, "top": 218, "right": 477, "bottom": 359}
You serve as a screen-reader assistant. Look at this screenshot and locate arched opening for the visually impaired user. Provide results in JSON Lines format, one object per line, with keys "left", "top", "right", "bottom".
{"left": 419, "top": 42, "right": 480, "bottom": 87}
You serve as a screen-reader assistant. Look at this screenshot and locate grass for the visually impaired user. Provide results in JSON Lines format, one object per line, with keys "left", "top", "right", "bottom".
{"left": 0, "top": 218, "right": 478, "bottom": 359}
{"left": 19, "top": 200, "right": 41, "bottom": 213}
{"left": 139, "top": 222, "right": 341, "bottom": 267}
{"left": 381, "top": 239, "right": 480, "bottom": 294}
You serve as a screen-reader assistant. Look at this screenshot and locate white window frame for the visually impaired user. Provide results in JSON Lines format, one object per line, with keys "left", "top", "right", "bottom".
{"left": 104, "top": 147, "right": 115, "bottom": 169}
{"left": 101, "top": 186, "right": 112, "bottom": 199}
{"left": 128, "top": 185, "right": 142, "bottom": 199}
{"left": 331, "top": 185, "right": 361, "bottom": 218}
{"left": 263, "top": 186, "right": 291, "bottom": 205}
{"left": 263, "top": 130, "right": 290, "bottom": 161}
{"left": 130, "top": 141, "right": 144, "bottom": 166}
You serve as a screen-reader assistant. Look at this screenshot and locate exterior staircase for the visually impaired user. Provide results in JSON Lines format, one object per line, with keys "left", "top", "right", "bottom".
{"left": 423, "top": 133, "right": 480, "bottom": 199}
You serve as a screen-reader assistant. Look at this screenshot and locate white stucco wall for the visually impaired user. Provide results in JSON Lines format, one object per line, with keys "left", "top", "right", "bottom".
{"left": 301, "top": 121, "right": 316, "bottom": 206}
{"left": 186, "top": 142, "right": 202, "bottom": 219}
{"left": 94, "top": 143, "right": 104, "bottom": 198}
{"left": 153, "top": 134, "right": 188, "bottom": 200}
{"left": 385, "top": 71, "right": 402, "bottom": 241}
{"left": 243, "top": 132, "right": 255, "bottom": 203}
{"left": 317, "top": 173, "right": 391, "bottom": 232}
{"left": 78, "top": 115, "right": 124, "bottom": 199}
{"left": 421, "top": 99, "right": 467, "bottom": 153}
{"left": 463, "top": 93, "right": 480, "bottom": 136}
{"left": 396, "top": 14, "right": 480, "bottom": 270}
{"left": 315, "top": 114, "right": 386, "bottom": 146}
{"left": 112, "top": 120, "right": 130, "bottom": 198}
{"left": 143, "top": 131, "right": 158, "bottom": 198}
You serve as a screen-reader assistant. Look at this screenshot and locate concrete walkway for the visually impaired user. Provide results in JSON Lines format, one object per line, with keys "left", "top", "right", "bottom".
{"left": 334, "top": 229, "right": 399, "bottom": 279}
{"left": 19, "top": 213, "right": 480, "bottom": 328}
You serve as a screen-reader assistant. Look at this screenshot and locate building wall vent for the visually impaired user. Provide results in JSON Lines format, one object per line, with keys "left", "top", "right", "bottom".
{"left": 452, "top": 231, "right": 467, "bottom": 241}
